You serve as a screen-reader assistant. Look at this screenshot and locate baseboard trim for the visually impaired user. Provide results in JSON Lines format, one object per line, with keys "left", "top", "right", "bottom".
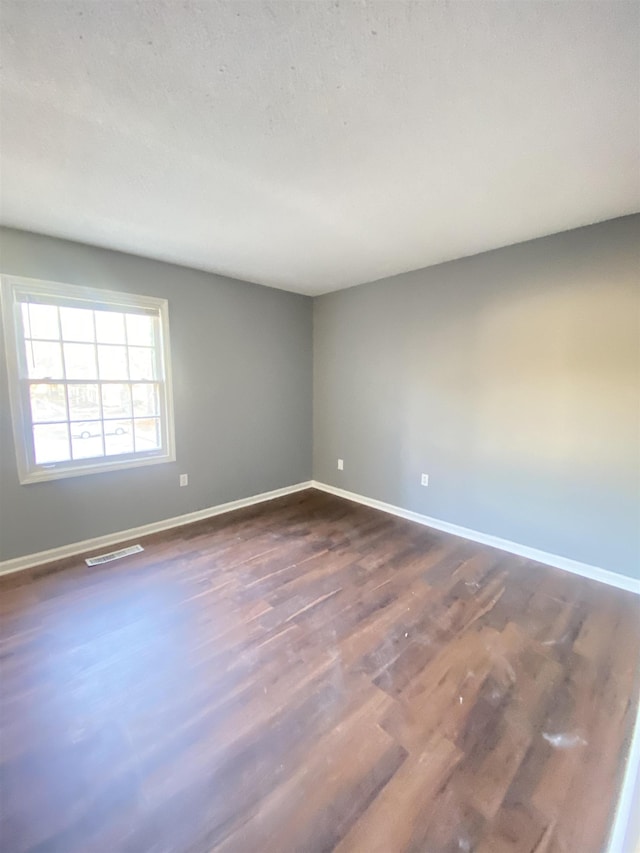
{"left": 0, "top": 481, "right": 314, "bottom": 577}
{"left": 311, "top": 481, "right": 640, "bottom": 595}
{"left": 5, "top": 478, "right": 637, "bottom": 595}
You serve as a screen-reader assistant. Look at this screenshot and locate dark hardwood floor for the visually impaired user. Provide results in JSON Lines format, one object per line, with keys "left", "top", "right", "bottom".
{"left": 1, "top": 489, "right": 638, "bottom": 853}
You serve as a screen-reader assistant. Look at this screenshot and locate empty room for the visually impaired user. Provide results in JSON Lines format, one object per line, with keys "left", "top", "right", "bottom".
{"left": 0, "top": 1, "right": 639, "bottom": 851}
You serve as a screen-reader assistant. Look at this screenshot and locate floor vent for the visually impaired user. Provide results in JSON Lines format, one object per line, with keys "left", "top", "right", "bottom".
{"left": 85, "top": 544, "right": 144, "bottom": 566}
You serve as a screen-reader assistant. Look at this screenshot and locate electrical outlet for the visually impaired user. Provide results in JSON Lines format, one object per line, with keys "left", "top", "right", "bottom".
{"left": 421, "top": 473, "right": 429, "bottom": 487}
{"left": 337, "top": 459, "right": 344, "bottom": 471}
{"left": 179, "top": 474, "right": 189, "bottom": 487}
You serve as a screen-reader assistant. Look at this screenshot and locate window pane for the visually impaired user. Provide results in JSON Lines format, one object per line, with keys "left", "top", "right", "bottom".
{"left": 104, "top": 420, "right": 134, "bottom": 456}
{"left": 71, "top": 422, "right": 104, "bottom": 460}
{"left": 59, "top": 307, "right": 94, "bottom": 342}
{"left": 64, "top": 343, "right": 97, "bottom": 379}
{"left": 129, "top": 347, "right": 155, "bottom": 380}
{"left": 102, "top": 384, "right": 132, "bottom": 418}
{"left": 132, "top": 383, "right": 158, "bottom": 416}
{"left": 98, "top": 345, "right": 128, "bottom": 380}
{"left": 27, "top": 341, "right": 64, "bottom": 379}
{"left": 33, "top": 423, "right": 70, "bottom": 464}
{"left": 30, "top": 384, "right": 67, "bottom": 422}
{"left": 26, "top": 304, "right": 59, "bottom": 340}
{"left": 126, "top": 313, "right": 154, "bottom": 346}
{"left": 68, "top": 384, "right": 100, "bottom": 420}
{"left": 95, "top": 311, "right": 126, "bottom": 344}
{"left": 134, "top": 418, "right": 161, "bottom": 452}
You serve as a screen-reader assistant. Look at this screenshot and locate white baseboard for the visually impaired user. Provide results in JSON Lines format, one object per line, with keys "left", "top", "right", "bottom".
{"left": 5, "top": 476, "right": 638, "bottom": 595}
{"left": 0, "top": 481, "right": 313, "bottom": 577}
{"left": 311, "top": 481, "right": 640, "bottom": 595}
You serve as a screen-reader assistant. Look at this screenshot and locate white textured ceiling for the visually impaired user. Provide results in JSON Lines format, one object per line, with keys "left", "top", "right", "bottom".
{"left": 1, "top": 1, "right": 639, "bottom": 296}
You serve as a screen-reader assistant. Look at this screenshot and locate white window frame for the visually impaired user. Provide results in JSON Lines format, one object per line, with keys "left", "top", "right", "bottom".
{"left": 1, "top": 275, "right": 176, "bottom": 484}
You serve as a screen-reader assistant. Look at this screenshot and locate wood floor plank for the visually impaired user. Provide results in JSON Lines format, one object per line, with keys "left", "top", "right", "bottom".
{"left": 0, "top": 488, "right": 638, "bottom": 853}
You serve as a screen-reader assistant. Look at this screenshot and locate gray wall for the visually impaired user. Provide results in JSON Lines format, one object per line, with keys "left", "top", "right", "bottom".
{"left": 314, "top": 215, "right": 640, "bottom": 579}
{"left": 0, "top": 227, "right": 313, "bottom": 561}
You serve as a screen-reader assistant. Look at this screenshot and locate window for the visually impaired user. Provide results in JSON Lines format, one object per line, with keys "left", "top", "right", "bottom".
{"left": 1, "top": 276, "right": 175, "bottom": 483}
